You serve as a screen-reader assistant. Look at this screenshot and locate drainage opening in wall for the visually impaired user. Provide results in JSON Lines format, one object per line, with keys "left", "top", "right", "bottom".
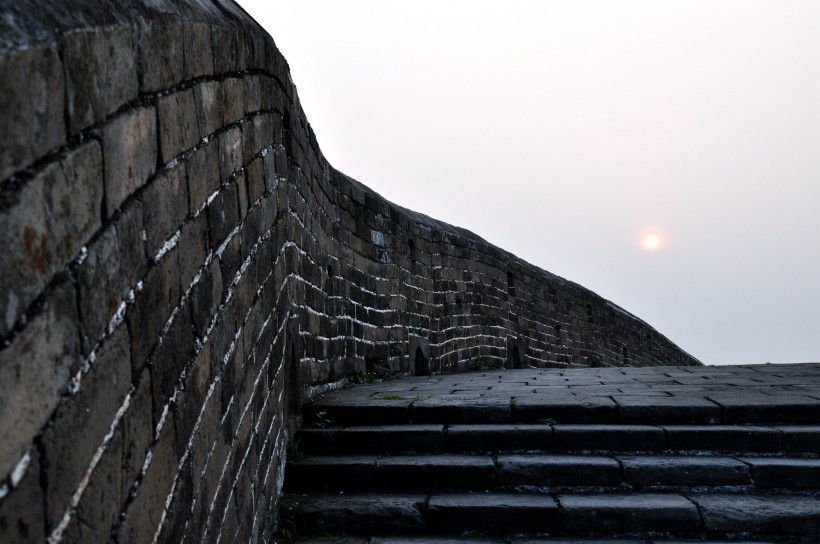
{"left": 510, "top": 345, "right": 522, "bottom": 369}
{"left": 414, "top": 347, "right": 430, "bottom": 376}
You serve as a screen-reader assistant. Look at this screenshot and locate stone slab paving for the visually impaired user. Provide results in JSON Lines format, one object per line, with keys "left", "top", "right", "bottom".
{"left": 307, "top": 364, "right": 820, "bottom": 426}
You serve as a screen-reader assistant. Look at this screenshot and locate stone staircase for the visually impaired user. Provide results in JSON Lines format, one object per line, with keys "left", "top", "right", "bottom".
{"left": 278, "top": 365, "right": 820, "bottom": 543}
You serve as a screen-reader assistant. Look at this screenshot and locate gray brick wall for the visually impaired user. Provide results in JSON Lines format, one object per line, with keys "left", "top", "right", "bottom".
{"left": 0, "top": 1, "right": 700, "bottom": 542}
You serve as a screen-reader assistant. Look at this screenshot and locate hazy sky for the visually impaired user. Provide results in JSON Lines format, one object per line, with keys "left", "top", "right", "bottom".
{"left": 238, "top": 1, "right": 819, "bottom": 365}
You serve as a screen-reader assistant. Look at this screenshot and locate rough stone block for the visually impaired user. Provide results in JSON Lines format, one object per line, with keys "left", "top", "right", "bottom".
{"left": 157, "top": 88, "right": 199, "bottom": 163}
{"left": 553, "top": 424, "right": 665, "bottom": 451}
{"left": 427, "top": 492, "right": 558, "bottom": 533}
{"left": 42, "top": 325, "right": 131, "bottom": 530}
{"left": 222, "top": 77, "right": 245, "bottom": 126}
{"left": 559, "top": 493, "right": 700, "bottom": 533}
{"left": 0, "top": 141, "right": 102, "bottom": 336}
{"left": 193, "top": 80, "right": 224, "bottom": 139}
{"left": 0, "top": 282, "right": 79, "bottom": 480}
{"left": 183, "top": 22, "right": 214, "bottom": 79}
{"left": 446, "top": 424, "right": 553, "bottom": 451}
{"left": 664, "top": 424, "right": 781, "bottom": 452}
{"left": 284, "top": 455, "right": 378, "bottom": 492}
{"left": 245, "top": 158, "right": 266, "bottom": 209}
{"left": 742, "top": 457, "right": 820, "bottom": 489}
{"left": 778, "top": 425, "right": 820, "bottom": 453}
{"left": 140, "top": 162, "right": 188, "bottom": 259}
{"left": 0, "top": 44, "right": 65, "bottom": 181}
{"left": 138, "top": 19, "right": 184, "bottom": 93}
{"left": 498, "top": 454, "right": 620, "bottom": 487}
{"left": 692, "top": 493, "right": 820, "bottom": 534}
{"left": 78, "top": 200, "right": 146, "bottom": 352}
{"left": 102, "top": 106, "right": 157, "bottom": 217}
{"left": 0, "top": 448, "right": 45, "bottom": 544}
{"left": 291, "top": 493, "right": 425, "bottom": 534}
{"left": 63, "top": 25, "right": 138, "bottom": 133}
{"left": 377, "top": 454, "right": 496, "bottom": 491}
{"left": 211, "top": 25, "right": 241, "bottom": 74}
{"left": 620, "top": 455, "right": 751, "bottom": 487}
{"left": 615, "top": 395, "right": 722, "bottom": 424}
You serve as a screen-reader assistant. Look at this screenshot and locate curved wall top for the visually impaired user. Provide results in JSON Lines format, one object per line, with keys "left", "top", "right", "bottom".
{"left": 0, "top": 1, "right": 699, "bottom": 542}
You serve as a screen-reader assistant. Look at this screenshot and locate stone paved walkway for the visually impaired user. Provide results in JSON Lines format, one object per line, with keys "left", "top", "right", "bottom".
{"left": 310, "top": 363, "right": 820, "bottom": 426}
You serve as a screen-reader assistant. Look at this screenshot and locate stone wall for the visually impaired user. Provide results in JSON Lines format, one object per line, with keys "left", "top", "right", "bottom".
{"left": 0, "top": 0, "right": 699, "bottom": 542}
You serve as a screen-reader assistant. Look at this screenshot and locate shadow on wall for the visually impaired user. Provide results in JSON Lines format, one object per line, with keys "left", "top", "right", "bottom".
{"left": 0, "top": 0, "right": 699, "bottom": 542}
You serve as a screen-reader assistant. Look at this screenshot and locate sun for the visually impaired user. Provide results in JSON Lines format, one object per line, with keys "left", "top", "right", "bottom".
{"left": 642, "top": 234, "right": 662, "bottom": 251}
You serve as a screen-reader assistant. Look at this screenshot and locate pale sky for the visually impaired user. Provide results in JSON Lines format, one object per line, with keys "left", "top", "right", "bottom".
{"left": 238, "top": 1, "right": 820, "bottom": 365}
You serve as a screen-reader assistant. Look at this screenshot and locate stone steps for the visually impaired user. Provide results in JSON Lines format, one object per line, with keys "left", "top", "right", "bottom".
{"left": 283, "top": 491, "right": 820, "bottom": 539}
{"left": 298, "top": 539, "right": 782, "bottom": 544}
{"left": 298, "top": 423, "right": 820, "bottom": 454}
{"left": 281, "top": 368, "right": 820, "bottom": 542}
{"left": 285, "top": 453, "right": 820, "bottom": 493}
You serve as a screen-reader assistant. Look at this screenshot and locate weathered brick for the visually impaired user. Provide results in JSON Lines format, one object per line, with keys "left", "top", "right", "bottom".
{"left": 246, "top": 157, "right": 266, "bottom": 206}
{"left": 115, "top": 410, "right": 178, "bottom": 544}
{"left": 190, "top": 259, "right": 224, "bottom": 339}
{"left": 157, "top": 88, "right": 199, "bottom": 163}
{"left": 183, "top": 22, "right": 214, "bottom": 79}
{"left": 151, "top": 304, "right": 194, "bottom": 423}
{"left": 0, "top": 44, "right": 65, "bottom": 181}
{"left": 208, "top": 183, "right": 240, "bottom": 249}
{"left": 244, "top": 74, "right": 262, "bottom": 114}
{"left": 61, "top": 425, "right": 124, "bottom": 543}
{"left": 222, "top": 77, "right": 245, "bottom": 126}
{"left": 0, "top": 282, "right": 79, "bottom": 480}
{"left": 138, "top": 19, "right": 184, "bottom": 93}
{"left": 140, "top": 162, "right": 188, "bottom": 259}
{"left": 193, "top": 80, "right": 224, "bottom": 139}
{"left": 177, "top": 213, "right": 209, "bottom": 294}
{"left": 42, "top": 325, "right": 131, "bottom": 531}
{"left": 120, "top": 368, "right": 153, "bottom": 487}
{"left": 102, "top": 106, "right": 157, "bottom": 217}
{"left": 78, "top": 199, "right": 145, "bottom": 352}
{"left": 63, "top": 25, "right": 138, "bottom": 134}
{"left": 186, "top": 139, "right": 220, "bottom": 213}
{"left": 218, "top": 126, "right": 244, "bottom": 181}
{"left": 173, "top": 343, "right": 212, "bottom": 455}
{"left": 0, "top": 448, "right": 45, "bottom": 544}
{"left": 127, "top": 246, "right": 180, "bottom": 369}
{"left": 212, "top": 25, "right": 241, "bottom": 74}
{"left": 0, "top": 141, "right": 102, "bottom": 335}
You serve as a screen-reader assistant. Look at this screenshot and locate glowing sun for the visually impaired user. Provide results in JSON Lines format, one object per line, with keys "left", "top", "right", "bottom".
{"left": 642, "top": 234, "right": 662, "bottom": 251}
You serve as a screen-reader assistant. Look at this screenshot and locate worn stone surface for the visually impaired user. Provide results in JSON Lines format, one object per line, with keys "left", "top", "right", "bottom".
{"left": 140, "top": 162, "right": 188, "bottom": 258}
{"left": 427, "top": 492, "right": 558, "bottom": 533}
{"left": 553, "top": 424, "right": 665, "bottom": 451}
{"left": 664, "top": 424, "right": 782, "bottom": 452}
{"left": 498, "top": 454, "right": 620, "bottom": 487}
{"left": 447, "top": 424, "right": 553, "bottom": 452}
{"left": 289, "top": 493, "right": 425, "bottom": 534}
{"left": 620, "top": 455, "right": 751, "bottom": 487}
{"left": 0, "top": 141, "right": 102, "bottom": 336}
{"left": 778, "top": 424, "right": 820, "bottom": 453}
{"left": 741, "top": 457, "right": 820, "bottom": 489}
{"left": 63, "top": 26, "right": 138, "bottom": 133}
{"left": 692, "top": 493, "right": 820, "bottom": 534}
{"left": 559, "top": 493, "right": 700, "bottom": 533}
{"left": 0, "top": 44, "right": 65, "bottom": 181}
{"left": 0, "top": 282, "right": 79, "bottom": 480}
{"left": 0, "top": 448, "right": 45, "bottom": 544}
{"left": 377, "top": 454, "right": 496, "bottom": 490}
{"left": 138, "top": 19, "right": 184, "bottom": 93}
{"left": 102, "top": 106, "right": 157, "bottom": 217}
{"left": 194, "top": 80, "right": 224, "bottom": 139}
{"left": 157, "top": 88, "right": 200, "bottom": 163}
